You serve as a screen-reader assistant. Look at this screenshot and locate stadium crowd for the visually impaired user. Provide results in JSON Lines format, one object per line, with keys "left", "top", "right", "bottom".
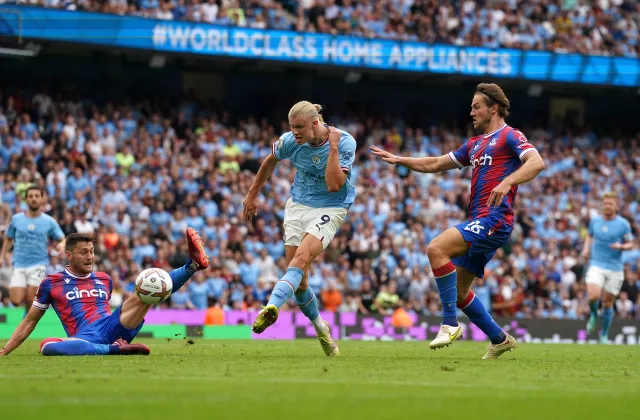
{"left": 0, "top": 86, "right": 639, "bottom": 322}
{"left": 7, "top": 0, "right": 640, "bottom": 58}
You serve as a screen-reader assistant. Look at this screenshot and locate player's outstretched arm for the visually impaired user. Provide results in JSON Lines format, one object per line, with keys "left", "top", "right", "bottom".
{"left": 0, "top": 306, "right": 46, "bottom": 356}
{"left": 370, "top": 146, "right": 457, "bottom": 173}
{"left": 242, "top": 153, "right": 279, "bottom": 221}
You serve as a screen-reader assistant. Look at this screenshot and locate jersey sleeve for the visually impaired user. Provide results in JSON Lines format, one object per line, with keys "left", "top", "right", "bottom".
{"left": 32, "top": 277, "right": 52, "bottom": 310}
{"left": 6, "top": 215, "right": 16, "bottom": 239}
{"left": 339, "top": 135, "right": 357, "bottom": 174}
{"left": 588, "top": 218, "right": 595, "bottom": 236}
{"left": 48, "top": 218, "right": 65, "bottom": 241}
{"left": 448, "top": 141, "right": 471, "bottom": 169}
{"left": 272, "top": 133, "right": 294, "bottom": 161}
{"left": 506, "top": 129, "right": 537, "bottom": 161}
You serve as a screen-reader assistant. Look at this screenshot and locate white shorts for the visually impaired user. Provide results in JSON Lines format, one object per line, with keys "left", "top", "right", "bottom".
{"left": 585, "top": 266, "right": 624, "bottom": 296}
{"left": 10, "top": 265, "right": 47, "bottom": 288}
{"left": 283, "top": 198, "right": 347, "bottom": 250}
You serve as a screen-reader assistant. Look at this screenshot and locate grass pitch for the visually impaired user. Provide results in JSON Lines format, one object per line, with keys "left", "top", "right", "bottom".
{"left": 1, "top": 339, "right": 639, "bottom": 419}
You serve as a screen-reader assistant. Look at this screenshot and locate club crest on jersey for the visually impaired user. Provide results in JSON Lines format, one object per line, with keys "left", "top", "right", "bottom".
{"left": 602, "top": 226, "right": 608, "bottom": 233}
{"left": 312, "top": 155, "right": 321, "bottom": 164}
{"left": 28, "top": 224, "right": 36, "bottom": 231}
{"left": 489, "top": 137, "right": 497, "bottom": 146}
{"left": 473, "top": 144, "right": 479, "bottom": 151}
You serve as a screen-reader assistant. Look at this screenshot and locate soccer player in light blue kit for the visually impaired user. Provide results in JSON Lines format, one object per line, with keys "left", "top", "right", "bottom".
{"left": 582, "top": 192, "right": 634, "bottom": 344}
{"left": 242, "top": 101, "right": 357, "bottom": 356}
{"left": 0, "top": 186, "right": 66, "bottom": 310}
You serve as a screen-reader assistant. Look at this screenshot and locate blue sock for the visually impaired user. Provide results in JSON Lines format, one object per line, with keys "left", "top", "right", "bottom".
{"left": 169, "top": 259, "right": 197, "bottom": 292}
{"left": 41, "top": 340, "right": 115, "bottom": 356}
{"left": 459, "top": 291, "right": 505, "bottom": 344}
{"left": 295, "top": 287, "right": 320, "bottom": 322}
{"left": 589, "top": 300, "right": 599, "bottom": 317}
{"left": 433, "top": 262, "right": 458, "bottom": 326}
{"left": 268, "top": 267, "right": 304, "bottom": 309}
{"left": 601, "top": 306, "right": 614, "bottom": 340}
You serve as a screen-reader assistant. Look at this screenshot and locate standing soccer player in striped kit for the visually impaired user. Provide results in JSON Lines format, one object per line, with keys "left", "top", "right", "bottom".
{"left": 371, "top": 83, "right": 546, "bottom": 359}
{"left": 242, "top": 101, "right": 357, "bottom": 357}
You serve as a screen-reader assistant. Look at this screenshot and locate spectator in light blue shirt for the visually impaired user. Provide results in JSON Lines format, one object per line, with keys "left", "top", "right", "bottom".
{"left": 149, "top": 202, "right": 172, "bottom": 232}
{"left": 347, "top": 259, "right": 364, "bottom": 291}
{"left": 170, "top": 289, "right": 194, "bottom": 309}
{"left": 132, "top": 236, "right": 157, "bottom": 265}
{"left": 185, "top": 206, "right": 205, "bottom": 232}
{"left": 188, "top": 274, "right": 211, "bottom": 310}
{"left": 239, "top": 253, "right": 260, "bottom": 287}
{"left": 207, "top": 270, "right": 228, "bottom": 299}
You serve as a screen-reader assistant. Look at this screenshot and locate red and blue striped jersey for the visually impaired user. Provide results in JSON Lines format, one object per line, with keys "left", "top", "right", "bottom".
{"left": 33, "top": 267, "right": 113, "bottom": 337}
{"left": 448, "top": 124, "right": 537, "bottom": 227}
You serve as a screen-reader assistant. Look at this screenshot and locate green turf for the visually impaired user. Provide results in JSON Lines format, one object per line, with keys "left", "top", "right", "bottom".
{"left": 1, "top": 339, "right": 639, "bottom": 419}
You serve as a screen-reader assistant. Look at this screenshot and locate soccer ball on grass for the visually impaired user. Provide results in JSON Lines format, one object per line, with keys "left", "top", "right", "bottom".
{"left": 135, "top": 268, "right": 173, "bottom": 305}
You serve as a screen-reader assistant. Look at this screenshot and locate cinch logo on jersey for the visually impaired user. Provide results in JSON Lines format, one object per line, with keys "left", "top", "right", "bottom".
{"left": 471, "top": 154, "right": 493, "bottom": 168}
{"left": 65, "top": 287, "right": 108, "bottom": 300}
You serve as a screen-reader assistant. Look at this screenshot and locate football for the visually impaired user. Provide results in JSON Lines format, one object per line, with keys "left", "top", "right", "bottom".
{"left": 134, "top": 268, "right": 173, "bottom": 305}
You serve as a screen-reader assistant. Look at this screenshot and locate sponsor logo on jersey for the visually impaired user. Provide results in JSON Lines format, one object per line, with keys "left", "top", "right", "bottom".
{"left": 471, "top": 154, "right": 493, "bottom": 168}
{"left": 516, "top": 131, "right": 529, "bottom": 149}
{"left": 66, "top": 287, "right": 108, "bottom": 300}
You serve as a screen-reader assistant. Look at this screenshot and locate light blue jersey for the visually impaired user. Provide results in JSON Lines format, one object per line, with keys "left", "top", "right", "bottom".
{"left": 588, "top": 215, "right": 633, "bottom": 272}
{"left": 6, "top": 213, "right": 65, "bottom": 268}
{"left": 272, "top": 129, "right": 357, "bottom": 209}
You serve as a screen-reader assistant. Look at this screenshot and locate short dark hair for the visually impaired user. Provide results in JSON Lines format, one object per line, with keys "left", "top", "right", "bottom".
{"left": 475, "top": 83, "right": 510, "bottom": 119}
{"left": 25, "top": 185, "right": 43, "bottom": 197}
{"left": 65, "top": 233, "right": 94, "bottom": 252}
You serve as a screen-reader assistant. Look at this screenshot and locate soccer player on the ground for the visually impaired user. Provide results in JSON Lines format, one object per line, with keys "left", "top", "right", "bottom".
{"left": 0, "top": 186, "right": 66, "bottom": 311}
{"left": 581, "top": 192, "right": 634, "bottom": 344}
{"left": 371, "top": 83, "right": 546, "bottom": 359}
{"left": 0, "top": 228, "right": 209, "bottom": 356}
{"left": 242, "top": 101, "right": 357, "bottom": 357}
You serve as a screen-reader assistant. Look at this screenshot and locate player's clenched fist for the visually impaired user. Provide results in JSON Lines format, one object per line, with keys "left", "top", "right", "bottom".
{"left": 242, "top": 194, "right": 259, "bottom": 221}
{"left": 369, "top": 145, "right": 401, "bottom": 164}
{"left": 328, "top": 126, "right": 341, "bottom": 148}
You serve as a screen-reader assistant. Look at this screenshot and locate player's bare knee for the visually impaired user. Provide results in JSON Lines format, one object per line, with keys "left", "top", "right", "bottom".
{"left": 426, "top": 243, "right": 442, "bottom": 261}
{"left": 602, "top": 294, "right": 615, "bottom": 308}
{"left": 291, "top": 250, "right": 312, "bottom": 270}
{"left": 9, "top": 293, "right": 24, "bottom": 307}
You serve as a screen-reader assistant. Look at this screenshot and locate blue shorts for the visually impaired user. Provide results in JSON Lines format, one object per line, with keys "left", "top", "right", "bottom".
{"left": 451, "top": 217, "right": 512, "bottom": 278}
{"left": 73, "top": 306, "right": 144, "bottom": 345}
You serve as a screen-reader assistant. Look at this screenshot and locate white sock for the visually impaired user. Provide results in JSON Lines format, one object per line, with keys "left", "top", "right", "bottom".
{"left": 311, "top": 315, "right": 326, "bottom": 334}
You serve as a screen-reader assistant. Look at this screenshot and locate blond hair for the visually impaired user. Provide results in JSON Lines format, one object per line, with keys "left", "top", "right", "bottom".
{"left": 288, "top": 101, "right": 325, "bottom": 124}
{"left": 602, "top": 192, "right": 618, "bottom": 201}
